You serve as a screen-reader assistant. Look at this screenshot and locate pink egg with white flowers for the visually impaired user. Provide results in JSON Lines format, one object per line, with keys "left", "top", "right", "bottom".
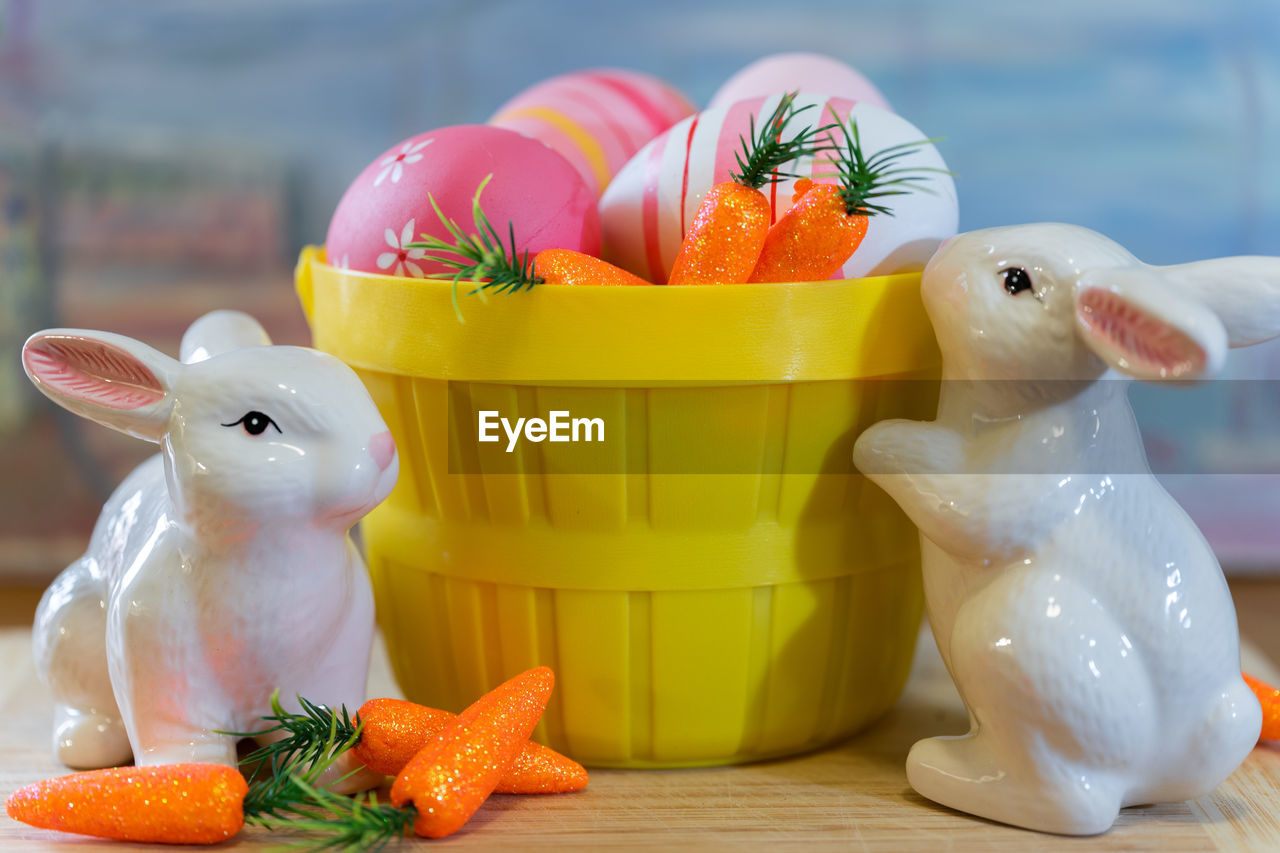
{"left": 488, "top": 68, "right": 695, "bottom": 198}
{"left": 599, "top": 94, "right": 956, "bottom": 284}
{"left": 326, "top": 125, "right": 600, "bottom": 278}
{"left": 709, "top": 53, "right": 891, "bottom": 111}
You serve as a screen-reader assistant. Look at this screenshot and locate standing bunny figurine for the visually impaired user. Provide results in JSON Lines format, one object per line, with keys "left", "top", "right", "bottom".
{"left": 854, "top": 224, "right": 1277, "bottom": 835}
{"left": 21, "top": 310, "right": 398, "bottom": 785}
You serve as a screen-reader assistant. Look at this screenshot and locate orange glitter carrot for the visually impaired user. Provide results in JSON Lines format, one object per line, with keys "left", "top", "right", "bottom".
{"left": 390, "top": 666, "right": 555, "bottom": 839}
{"left": 667, "top": 182, "right": 773, "bottom": 286}
{"left": 355, "top": 697, "right": 587, "bottom": 793}
{"left": 748, "top": 121, "right": 942, "bottom": 283}
{"left": 6, "top": 763, "right": 247, "bottom": 845}
{"left": 1243, "top": 672, "right": 1280, "bottom": 741}
{"left": 231, "top": 692, "right": 585, "bottom": 797}
{"left": 748, "top": 179, "right": 867, "bottom": 282}
{"left": 668, "top": 93, "right": 832, "bottom": 286}
{"left": 533, "top": 248, "right": 653, "bottom": 286}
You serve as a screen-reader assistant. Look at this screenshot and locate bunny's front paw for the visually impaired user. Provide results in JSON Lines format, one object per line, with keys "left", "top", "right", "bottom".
{"left": 854, "top": 419, "right": 960, "bottom": 477}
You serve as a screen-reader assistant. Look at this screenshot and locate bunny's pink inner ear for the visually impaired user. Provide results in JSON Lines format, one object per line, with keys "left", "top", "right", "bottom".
{"left": 1075, "top": 287, "right": 1207, "bottom": 379}
{"left": 23, "top": 336, "right": 166, "bottom": 410}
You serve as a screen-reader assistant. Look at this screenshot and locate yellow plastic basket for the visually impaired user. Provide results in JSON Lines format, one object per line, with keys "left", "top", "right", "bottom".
{"left": 296, "top": 246, "right": 939, "bottom": 767}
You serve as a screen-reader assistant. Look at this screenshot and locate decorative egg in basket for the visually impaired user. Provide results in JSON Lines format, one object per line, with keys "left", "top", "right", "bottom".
{"left": 489, "top": 68, "right": 695, "bottom": 198}
{"left": 598, "top": 93, "right": 956, "bottom": 283}
{"left": 327, "top": 125, "right": 600, "bottom": 278}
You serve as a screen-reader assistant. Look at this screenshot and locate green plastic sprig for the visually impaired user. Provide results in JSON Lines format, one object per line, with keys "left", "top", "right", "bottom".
{"left": 250, "top": 777, "right": 416, "bottom": 853}
{"left": 217, "top": 692, "right": 419, "bottom": 850}
{"left": 824, "top": 116, "right": 951, "bottom": 218}
{"left": 730, "top": 91, "right": 838, "bottom": 189}
{"left": 218, "top": 691, "right": 360, "bottom": 790}
{"left": 404, "top": 173, "right": 543, "bottom": 321}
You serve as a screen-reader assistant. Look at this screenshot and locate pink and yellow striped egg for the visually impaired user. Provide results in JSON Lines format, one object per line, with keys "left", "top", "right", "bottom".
{"left": 597, "top": 93, "right": 957, "bottom": 284}
{"left": 488, "top": 68, "right": 695, "bottom": 199}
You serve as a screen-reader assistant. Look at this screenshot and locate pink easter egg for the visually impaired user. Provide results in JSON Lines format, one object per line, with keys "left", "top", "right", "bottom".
{"left": 598, "top": 94, "right": 956, "bottom": 284}
{"left": 326, "top": 125, "right": 600, "bottom": 278}
{"left": 709, "top": 52, "right": 891, "bottom": 111}
{"left": 488, "top": 68, "right": 696, "bottom": 198}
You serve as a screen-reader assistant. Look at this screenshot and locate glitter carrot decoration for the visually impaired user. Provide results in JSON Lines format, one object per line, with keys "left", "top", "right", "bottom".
{"left": 1243, "top": 672, "right": 1280, "bottom": 740}
{"left": 355, "top": 697, "right": 587, "bottom": 794}
{"left": 748, "top": 119, "right": 945, "bottom": 283}
{"left": 236, "top": 693, "right": 586, "bottom": 795}
{"left": 667, "top": 92, "right": 834, "bottom": 286}
{"left": 531, "top": 248, "right": 652, "bottom": 288}
{"left": 10, "top": 676, "right": 566, "bottom": 847}
{"left": 8, "top": 706, "right": 364, "bottom": 845}
{"left": 6, "top": 764, "right": 248, "bottom": 845}
{"left": 390, "top": 666, "right": 556, "bottom": 839}
{"left": 238, "top": 670, "right": 561, "bottom": 844}
{"left": 248, "top": 671, "right": 561, "bottom": 846}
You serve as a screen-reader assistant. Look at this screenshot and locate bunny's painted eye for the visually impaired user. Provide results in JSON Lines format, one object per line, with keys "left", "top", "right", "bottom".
{"left": 1002, "top": 266, "right": 1034, "bottom": 296}
{"left": 222, "top": 411, "right": 281, "bottom": 436}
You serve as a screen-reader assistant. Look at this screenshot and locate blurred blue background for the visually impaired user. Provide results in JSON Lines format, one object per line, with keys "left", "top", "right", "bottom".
{"left": 9, "top": 0, "right": 1279, "bottom": 259}
{"left": 1, "top": 0, "right": 1277, "bottom": 574}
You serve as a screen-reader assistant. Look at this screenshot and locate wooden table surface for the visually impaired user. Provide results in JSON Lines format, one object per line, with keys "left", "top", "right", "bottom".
{"left": 1, "top": 581, "right": 1278, "bottom": 852}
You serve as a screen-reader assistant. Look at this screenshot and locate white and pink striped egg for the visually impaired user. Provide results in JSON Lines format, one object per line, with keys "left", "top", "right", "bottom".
{"left": 598, "top": 93, "right": 957, "bottom": 284}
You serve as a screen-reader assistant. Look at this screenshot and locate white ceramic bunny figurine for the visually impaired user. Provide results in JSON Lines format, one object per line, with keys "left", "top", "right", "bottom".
{"left": 854, "top": 223, "right": 1277, "bottom": 835}
{"left": 22, "top": 310, "right": 398, "bottom": 783}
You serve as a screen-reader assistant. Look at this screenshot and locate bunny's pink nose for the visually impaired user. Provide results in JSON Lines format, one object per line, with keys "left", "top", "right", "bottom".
{"left": 370, "top": 430, "right": 396, "bottom": 471}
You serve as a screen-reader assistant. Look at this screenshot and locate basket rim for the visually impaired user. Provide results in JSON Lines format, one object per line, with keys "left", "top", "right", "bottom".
{"left": 297, "top": 246, "right": 941, "bottom": 383}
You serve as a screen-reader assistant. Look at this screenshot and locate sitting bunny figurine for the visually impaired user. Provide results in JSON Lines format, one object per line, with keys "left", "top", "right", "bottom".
{"left": 22, "top": 310, "right": 398, "bottom": 782}
{"left": 854, "top": 224, "right": 1276, "bottom": 835}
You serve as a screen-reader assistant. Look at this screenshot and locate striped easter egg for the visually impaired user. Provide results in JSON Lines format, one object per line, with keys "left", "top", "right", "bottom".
{"left": 488, "top": 68, "right": 696, "bottom": 198}
{"left": 598, "top": 93, "right": 957, "bottom": 284}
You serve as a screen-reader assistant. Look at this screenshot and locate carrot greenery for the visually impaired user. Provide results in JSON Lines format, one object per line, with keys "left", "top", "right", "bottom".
{"left": 730, "top": 91, "right": 835, "bottom": 190}
{"left": 250, "top": 776, "right": 415, "bottom": 853}
{"left": 226, "top": 691, "right": 361, "bottom": 790}
{"left": 823, "top": 118, "right": 946, "bottom": 218}
{"left": 219, "top": 693, "right": 403, "bottom": 851}
{"left": 230, "top": 694, "right": 376, "bottom": 848}
{"left": 406, "top": 174, "right": 651, "bottom": 321}
{"left": 747, "top": 117, "right": 949, "bottom": 283}
{"left": 406, "top": 174, "right": 538, "bottom": 319}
